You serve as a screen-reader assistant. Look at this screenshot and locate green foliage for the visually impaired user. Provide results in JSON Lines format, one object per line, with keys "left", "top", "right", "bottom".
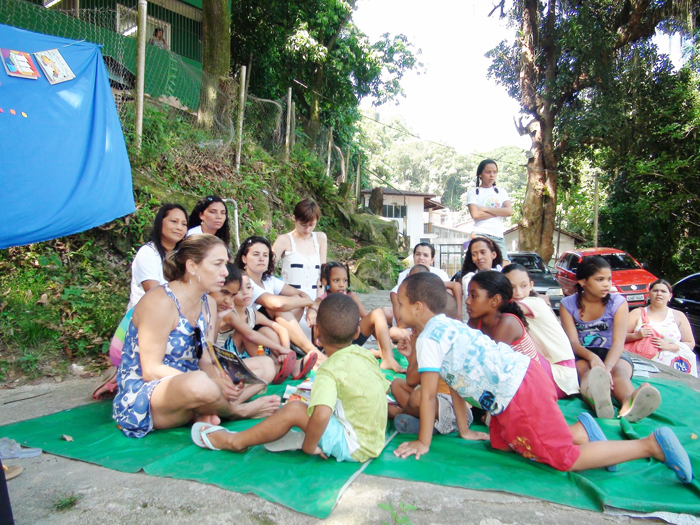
{"left": 53, "top": 493, "right": 81, "bottom": 511}
{"left": 379, "top": 501, "right": 416, "bottom": 525}
{"left": 230, "top": 1, "right": 422, "bottom": 146}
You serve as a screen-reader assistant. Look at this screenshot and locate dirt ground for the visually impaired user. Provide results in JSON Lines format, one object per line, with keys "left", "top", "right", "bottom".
{"left": 2, "top": 290, "right": 697, "bottom": 524}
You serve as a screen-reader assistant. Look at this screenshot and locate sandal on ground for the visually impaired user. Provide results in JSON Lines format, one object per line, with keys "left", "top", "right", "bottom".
{"left": 0, "top": 438, "right": 42, "bottom": 460}
{"left": 577, "top": 412, "right": 617, "bottom": 472}
{"left": 272, "top": 352, "right": 297, "bottom": 384}
{"left": 586, "top": 367, "right": 614, "bottom": 419}
{"left": 191, "top": 422, "right": 236, "bottom": 451}
{"left": 619, "top": 384, "right": 661, "bottom": 423}
{"left": 292, "top": 352, "right": 318, "bottom": 381}
{"left": 92, "top": 366, "right": 118, "bottom": 400}
{"left": 264, "top": 430, "right": 306, "bottom": 452}
{"left": 654, "top": 427, "right": 693, "bottom": 483}
{"left": 2, "top": 464, "right": 23, "bottom": 481}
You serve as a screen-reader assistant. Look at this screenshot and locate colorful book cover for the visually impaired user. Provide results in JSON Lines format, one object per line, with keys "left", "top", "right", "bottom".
{"left": 1, "top": 48, "right": 40, "bottom": 79}
{"left": 205, "top": 340, "right": 268, "bottom": 385}
{"left": 34, "top": 49, "right": 75, "bottom": 85}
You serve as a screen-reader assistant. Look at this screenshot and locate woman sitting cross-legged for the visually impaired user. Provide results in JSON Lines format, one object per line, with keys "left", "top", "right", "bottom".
{"left": 113, "top": 234, "right": 280, "bottom": 438}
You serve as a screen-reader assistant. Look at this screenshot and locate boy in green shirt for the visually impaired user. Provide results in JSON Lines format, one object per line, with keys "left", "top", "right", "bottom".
{"left": 192, "top": 293, "right": 390, "bottom": 462}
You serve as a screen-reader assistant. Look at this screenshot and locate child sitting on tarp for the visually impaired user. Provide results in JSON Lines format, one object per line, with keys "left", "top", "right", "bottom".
{"left": 392, "top": 273, "right": 693, "bottom": 484}
{"left": 192, "top": 293, "right": 390, "bottom": 463}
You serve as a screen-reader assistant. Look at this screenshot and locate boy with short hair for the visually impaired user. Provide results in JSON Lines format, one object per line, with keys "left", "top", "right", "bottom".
{"left": 192, "top": 293, "right": 390, "bottom": 462}
{"left": 393, "top": 273, "right": 692, "bottom": 484}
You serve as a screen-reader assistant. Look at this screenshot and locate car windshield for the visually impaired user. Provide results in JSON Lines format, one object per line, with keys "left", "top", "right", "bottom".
{"left": 601, "top": 253, "right": 641, "bottom": 271}
{"left": 511, "top": 255, "right": 549, "bottom": 274}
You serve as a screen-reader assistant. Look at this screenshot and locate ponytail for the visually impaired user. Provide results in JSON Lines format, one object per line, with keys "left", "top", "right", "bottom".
{"left": 470, "top": 271, "right": 526, "bottom": 326}
{"left": 501, "top": 299, "right": 529, "bottom": 328}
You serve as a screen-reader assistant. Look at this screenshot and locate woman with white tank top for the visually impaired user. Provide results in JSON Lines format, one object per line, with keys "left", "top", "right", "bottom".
{"left": 272, "top": 198, "right": 327, "bottom": 299}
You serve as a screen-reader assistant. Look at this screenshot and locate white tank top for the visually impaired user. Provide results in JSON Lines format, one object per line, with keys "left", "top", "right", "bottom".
{"left": 281, "top": 232, "right": 321, "bottom": 298}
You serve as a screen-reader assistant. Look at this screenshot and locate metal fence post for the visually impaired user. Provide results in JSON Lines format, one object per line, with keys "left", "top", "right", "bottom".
{"left": 325, "top": 126, "right": 333, "bottom": 177}
{"left": 235, "top": 65, "right": 246, "bottom": 173}
{"left": 134, "top": 0, "right": 147, "bottom": 150}
{"left": 284, "top": 87, "right": 292, "bottom": 161}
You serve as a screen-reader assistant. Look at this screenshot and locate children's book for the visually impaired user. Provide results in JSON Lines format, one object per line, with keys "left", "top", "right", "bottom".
{"left": 34, "top": 49, "right": 75, "bottom": 84}
{"left": 204, "top": 341, "right": 268, "bottom": 385}
{"left": 1, "top": 49, "right": 40, "bottom": 79}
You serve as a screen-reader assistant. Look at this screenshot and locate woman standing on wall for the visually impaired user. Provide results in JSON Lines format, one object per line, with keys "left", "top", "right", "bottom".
{"left": 272, "top": 198, "right": 327, "bottom": 299}
{"left": 466, "top": 159, "right": 512, "bottom": 263}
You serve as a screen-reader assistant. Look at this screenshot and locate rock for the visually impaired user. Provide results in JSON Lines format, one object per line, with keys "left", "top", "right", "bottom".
{"left": 349, "top": 273, "right": 372, "bottom": 294}
{"left": 354, "top": 253, "right": 395, "bottom": 290}
{"left": 69, "top": 364, "right": 85, "bottom": 376}
{"left": 341, "top": 211, "right": 400, "bottom": 250}
{"left": 353, "top": 245, "right": 392, "bottom": 260}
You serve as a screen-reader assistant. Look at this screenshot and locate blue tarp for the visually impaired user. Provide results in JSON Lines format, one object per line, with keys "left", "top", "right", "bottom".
{"left": 0, "top": 24, "right": 134, "bottom": 249}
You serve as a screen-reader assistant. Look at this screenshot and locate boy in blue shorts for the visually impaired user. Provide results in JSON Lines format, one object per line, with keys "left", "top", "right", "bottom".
{"left": 192, "top": 293, "right": 390, "bottom": 462}
{"left": 393, "top": 273, "right": 692, "bottom": 483}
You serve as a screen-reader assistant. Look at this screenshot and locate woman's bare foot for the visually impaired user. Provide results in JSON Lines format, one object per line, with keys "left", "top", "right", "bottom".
{"left": 231, "top": 395, "right": 281, "bottom": 419}
{"left": 194, "top": 413, "right": 221, "bottom": 426}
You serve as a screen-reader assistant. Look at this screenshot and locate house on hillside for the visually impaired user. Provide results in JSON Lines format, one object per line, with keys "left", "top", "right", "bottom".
{"left": 504, "top": 225, "right": 587, "bottom": 264}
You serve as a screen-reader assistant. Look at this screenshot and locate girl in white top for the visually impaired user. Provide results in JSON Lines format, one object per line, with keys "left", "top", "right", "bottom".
{"left": 235, "top": 236, "right": 325, "bottom": 364}
{"left": 455, "top": 236, "right": 504, "bottom": 301}
{"left": 466, "top": 159, "right": 512, "bottom": 261}
{"left": 187, "top": 196, "right": 230, "bottom": 248}
{"left": 272, "top": 198, "right": 327, "bottom": 299}
{"left": 128, "top": 204, "right": 188, "bottom": 311}
{"left": 503, "top": 263, "right": 579, "bottom": 398}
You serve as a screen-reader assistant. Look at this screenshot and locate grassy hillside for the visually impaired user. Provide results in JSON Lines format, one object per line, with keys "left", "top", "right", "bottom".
{"left": 0, "top": 102, "right": 392, "bottom": 383}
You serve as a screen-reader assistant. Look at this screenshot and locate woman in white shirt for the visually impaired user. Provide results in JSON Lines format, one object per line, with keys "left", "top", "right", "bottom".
{"left": 187, "top": 195, "right": 230, "bottom": 248}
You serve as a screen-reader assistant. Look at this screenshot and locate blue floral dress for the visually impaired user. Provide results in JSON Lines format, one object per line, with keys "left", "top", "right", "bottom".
{"left": 113, "top": 283, "right": 211, "bottom": 438}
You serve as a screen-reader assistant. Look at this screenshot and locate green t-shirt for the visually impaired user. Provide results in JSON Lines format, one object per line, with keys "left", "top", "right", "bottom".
{"left": 308, "top": 344, "right": 390, "bottom": 462}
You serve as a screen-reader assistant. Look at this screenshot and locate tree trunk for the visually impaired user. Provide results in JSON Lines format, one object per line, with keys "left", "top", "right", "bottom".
{"left": 197, "top": 0, "right": 231, "bottom": 129}
{"left": 369, "top": 188, "right": 383, "bottom": 215}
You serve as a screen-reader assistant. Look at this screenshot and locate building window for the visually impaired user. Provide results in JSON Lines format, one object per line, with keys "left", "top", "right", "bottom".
{"left": 117, "top": 4, "right": 171, "bottom": 48}
{"left": 382, "top": 204, "right": 406, "bottom": 219}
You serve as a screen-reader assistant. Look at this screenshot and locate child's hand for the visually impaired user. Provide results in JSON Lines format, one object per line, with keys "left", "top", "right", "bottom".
{"left": 306, "top": 308, "right": 317, "bottom": 327}
{"left": 459, "top": 429, "right": 489, "bottom": 441}
{"left": 311, "top": 446, "right": 328, "bottom": 460}
{"left": 394, "top": 440, "right": 429, "bottom": 460}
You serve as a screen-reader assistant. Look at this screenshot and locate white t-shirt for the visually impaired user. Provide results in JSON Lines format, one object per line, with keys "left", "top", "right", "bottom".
{"left": 391, "top": 266, "right": 450, "bottom": 294}
{"left": 461, "top": 265, "right": 503, "bottom": 297}
{"left": 186, "top": 225, "right": 203, "bottom": 237}
{"left": 466, "top": 186, "right": 510, "bottom": 238}
{"left": 250, "top": 275, "right": 286, "bottom": 310}
{"left": 127, "top": 243, "right": 166, "bottom": 310}
{"left": 517, "top": 296, "right": 579, "bottom": 395}
{"left": 417, "top": 314, "right": 529, "bottom": 415}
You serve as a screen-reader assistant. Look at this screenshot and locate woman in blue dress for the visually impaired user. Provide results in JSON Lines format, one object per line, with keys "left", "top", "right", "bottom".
{"left": 113, "top": 234, "right": 280, "bottom": 438}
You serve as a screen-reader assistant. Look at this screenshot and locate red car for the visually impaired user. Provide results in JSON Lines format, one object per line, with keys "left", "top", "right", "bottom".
{"left": 554, "top": 248, "right": 657, "bottom": 308}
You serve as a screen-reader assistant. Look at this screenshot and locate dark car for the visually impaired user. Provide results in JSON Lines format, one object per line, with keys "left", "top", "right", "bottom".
{"left": 669, "top": 273, "right": 700, "bottom": 353}
{"left": 554, "top": 248, "right": 657, "bottom": 308}
{"left": 508, "top": 251, "right": 563, "bottom": 312}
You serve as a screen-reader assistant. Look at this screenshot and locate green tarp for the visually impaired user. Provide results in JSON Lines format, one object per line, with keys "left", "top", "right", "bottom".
{"left": 1, "top": 377, "right": 699, "bottom": 518}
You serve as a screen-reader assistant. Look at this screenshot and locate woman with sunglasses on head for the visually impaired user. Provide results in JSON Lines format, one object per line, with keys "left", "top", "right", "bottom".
{"left": 113, "top": 234, "right": 280, "bottom": 438}
{"left": 187, "top": 195, "right": 231, "bottom": 247}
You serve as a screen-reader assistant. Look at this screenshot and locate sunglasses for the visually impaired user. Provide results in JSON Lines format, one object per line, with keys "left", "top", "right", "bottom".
{"left": 193, "top": 326, "right": 204, "bottom": 360}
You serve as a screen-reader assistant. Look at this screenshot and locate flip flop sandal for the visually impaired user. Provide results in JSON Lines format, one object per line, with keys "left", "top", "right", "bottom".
{"left": 619, "top": 384, "right": 661, "bottom": 423}
{"left": 191, "top": 422, "right": 236, "bottom": 451}
{"left": 292, "top": 352, "right": 318, "bottom": 381}
{"left": 2, "top": 464, "right": 22, "bottom": 481}
{"left": 586, "top": 367, "right": 615, "bottom": 419}
{"left": 92, "top": 366, "right": 118, "bottom": 400}
{"left": 264, "top": 430, "right": 306, "bottom": 452}
{"left": 654, "top": 427, "right": 693, "bottom": 483}
{"left": 0, "top": 438, "right": 42, "bottom": 460}
{"left": 272, "top": 352, "right": 297, "bottom": 384}
{"left": 578, "top": 412, "right": 617, "bottom": 472}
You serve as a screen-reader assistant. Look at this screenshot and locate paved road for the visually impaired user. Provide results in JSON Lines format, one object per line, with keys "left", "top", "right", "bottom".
{"left": 1, "top": 289, "right": 696, "bottom": 524}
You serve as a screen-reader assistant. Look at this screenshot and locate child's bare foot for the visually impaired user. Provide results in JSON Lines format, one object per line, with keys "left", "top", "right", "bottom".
{"left": 204, "top": 426, "right": 247, "bottom": 452}
{"left": 459, "top": 428, "right": 489, "bottom": 441}
{"left": 380, "top": 356, "right": 406, "bottom": 374}
{"left": 193, "top": 413, "right": 221, "bottom": 426}
{"left": 370, "top": 348, "right": 382, "bottom": 359}
{"left": 231, "top": 395, "right": 281, "bottom": 419}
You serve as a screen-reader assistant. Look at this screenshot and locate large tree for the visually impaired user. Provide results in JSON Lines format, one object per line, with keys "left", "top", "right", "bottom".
{"left": 230, "top": 0, "right": 421, "bottom": 146}
{"left": 487, "top": 0, "right": 699, "bottom": 261}
{"left": 197, "top": 0, "right": 231, "bottom": 129}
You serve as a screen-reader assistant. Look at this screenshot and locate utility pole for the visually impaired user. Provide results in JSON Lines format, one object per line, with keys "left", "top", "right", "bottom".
{"left": 593, "top": 170, "right": 599, "bottom": 247}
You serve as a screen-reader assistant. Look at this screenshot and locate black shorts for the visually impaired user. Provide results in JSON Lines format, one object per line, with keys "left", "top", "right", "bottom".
{"left": 352, "top": 332, "right": 370, "bottom": 347}
{"left": 577, "top": 347, "right": 634, "bottom": 378}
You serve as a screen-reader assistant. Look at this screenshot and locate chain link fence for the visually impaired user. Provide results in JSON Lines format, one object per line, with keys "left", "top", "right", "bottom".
{"left": 2, "top": 0, "right": 351, "bottom": 181}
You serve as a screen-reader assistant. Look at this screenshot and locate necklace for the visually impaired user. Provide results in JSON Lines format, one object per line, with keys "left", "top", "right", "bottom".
{"left": 179, "top": 281, "right": 198, "bottom": 306}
